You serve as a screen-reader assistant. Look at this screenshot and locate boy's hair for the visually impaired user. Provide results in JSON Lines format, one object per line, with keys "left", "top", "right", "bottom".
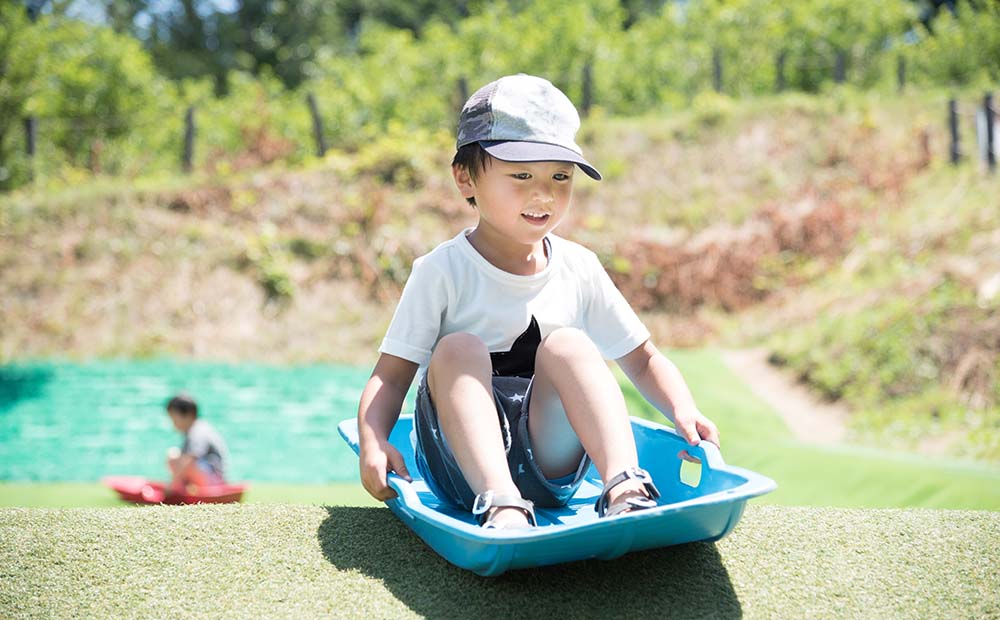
{"left": 451, "top": 142, "right": 493, "bottom": 207}
{"left": 166, "top": 393, "right": 198, "bottom": 417}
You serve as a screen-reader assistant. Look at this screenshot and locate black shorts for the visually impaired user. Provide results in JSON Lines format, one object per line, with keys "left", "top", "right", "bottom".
{"left": 413, "top": 374, "right": 591, "bottom": 510}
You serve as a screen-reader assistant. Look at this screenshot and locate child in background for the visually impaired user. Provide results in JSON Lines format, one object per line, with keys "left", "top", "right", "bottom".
{"left": 356, "top": 74, "right": 719, "bottom": 529}
{"left": 165, "top": 393, "right": 229, "bottom": 491}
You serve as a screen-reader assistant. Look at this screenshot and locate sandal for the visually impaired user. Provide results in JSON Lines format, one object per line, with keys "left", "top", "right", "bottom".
{"left": 595, "top": 467, "right": 661, "bottom": 518}
{"left": 472, "top": 490, "right": 537, "bottom": 529}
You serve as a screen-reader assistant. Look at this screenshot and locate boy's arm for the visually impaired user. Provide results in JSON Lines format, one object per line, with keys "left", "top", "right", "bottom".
{"left": 616, "top": 340, "right": 720, "bottom": 447}
{"left": 357, "top": 352, "right": 419, "bottom": 501}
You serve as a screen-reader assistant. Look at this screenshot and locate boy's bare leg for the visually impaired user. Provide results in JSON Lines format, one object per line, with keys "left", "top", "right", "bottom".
{"left": 529, "top": 328, "right": 648, "bottom": 508}
{"left": 427, "top": 332, "right": 529, "bottom": 527}
{"left": 166, "top": 452, "right": 212, "bottom": 491}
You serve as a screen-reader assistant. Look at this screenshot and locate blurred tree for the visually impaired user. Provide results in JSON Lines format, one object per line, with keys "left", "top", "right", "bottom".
{"left": 101, "top": 0, "right": 150, "bottom": 33}
{"left": 333, "top": 0, "right": 471, "bottom": 37}
{"left": 223, "top": 0, "right": 341, "bottom": 89}
{"left": 913, "top": 0, "right": 959, "bottom": 32}
{"left": 29, "top": 18, "right": 161, "bottom": 169}
{"left": 0, "top": 3, "right": 44, "bottom": 188}
{"left": 910, "top": 0, "right": 1000, "bottom": 84}
{"left": 38, "top": 0, "right": 342, "bottom": 93}
{"left": 146, "top": 0, "right": 229, "bottom": 92}
{"left": 619, "top": 0, "right": 670, "bottom": 28}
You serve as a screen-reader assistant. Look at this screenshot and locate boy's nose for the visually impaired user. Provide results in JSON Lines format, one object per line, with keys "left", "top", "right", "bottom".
{"left": 532, "top": 186, "right": 555, "bottom": 203}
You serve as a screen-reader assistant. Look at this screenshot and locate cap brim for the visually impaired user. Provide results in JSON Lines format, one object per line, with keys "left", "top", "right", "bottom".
{"left": 480, "top": 140, "right": 602, "bottom": 181}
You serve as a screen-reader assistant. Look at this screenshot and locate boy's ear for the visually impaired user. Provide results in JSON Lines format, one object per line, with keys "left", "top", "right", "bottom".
{"left": 452, "top": 164, "right": 476, "bottom": 200}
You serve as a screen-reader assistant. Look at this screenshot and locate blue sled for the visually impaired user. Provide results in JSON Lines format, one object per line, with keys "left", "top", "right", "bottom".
{"left": 338, "top": 415, "right": 776, "bottom": 576}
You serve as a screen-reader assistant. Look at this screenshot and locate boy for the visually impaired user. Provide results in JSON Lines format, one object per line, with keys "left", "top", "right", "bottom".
{"left": 357, "top": 74, "right": 719, "bottom": 529}
{"left": 165, "top": 393, "right": 229, "bottom": 491}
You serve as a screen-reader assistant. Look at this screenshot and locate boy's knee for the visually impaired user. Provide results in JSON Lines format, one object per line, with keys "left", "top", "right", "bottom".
{"left": 430, "top": 332, "right": 489, "bottom": 368}
{"left": 537, "top": 327, "right": 599, "bottom": 364}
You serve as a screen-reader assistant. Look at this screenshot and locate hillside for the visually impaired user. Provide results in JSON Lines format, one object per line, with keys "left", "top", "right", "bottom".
{"left": 1, "top": 90, "right": 998, "bottom": 461}
{"left": 1, "top": 503, "right": 997, "bottom": 619}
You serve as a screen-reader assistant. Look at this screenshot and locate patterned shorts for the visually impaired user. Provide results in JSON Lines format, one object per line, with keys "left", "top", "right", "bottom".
{"left": 413, "top": 374, "right": 591, "bottom": 510}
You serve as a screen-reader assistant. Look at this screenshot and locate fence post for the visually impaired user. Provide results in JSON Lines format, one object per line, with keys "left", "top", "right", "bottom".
{"left": 896, "top": 55, "right": 906, "bottom": 93}
{"left": 949, "top": 98, "right": 960, "bottom": 165}
{"left": 986, "top": 92, "right": 996, "bottom": 173}
{"left": 775, "top": 51, "right": 787, "bottom": 93}
{"left": 182, "top": 106, "right": 195, "bottom": 173}
{"left": 581, "top": 63, "right": 593, "bottom": 117}
{"left": 25, "top": 0, "right": 39, "bottom": 181}
{"left": 23, "top": 117, "right": 35, "bottom": 158}
{"left": 306, "top": 93, "right": 327, "bottom": 158}
{"left": 458, "top": 76, "right": 469, "bottom": 107}
{"left": 834, "top": 50, "right": 846, "bottom": 84}
{"left": 712, "top": 49, "right": 723, "bottom": 94}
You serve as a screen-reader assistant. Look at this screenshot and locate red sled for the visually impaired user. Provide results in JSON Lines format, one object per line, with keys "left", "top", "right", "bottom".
{"left": 102, "top": 475, "right": 248, "bottom": 505}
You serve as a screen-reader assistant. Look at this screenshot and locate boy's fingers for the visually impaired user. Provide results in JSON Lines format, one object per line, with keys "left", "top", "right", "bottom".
{"left": 388, "top": 450, "right": 412, "bottom": 482}
{"left": 678, "top": 420, "right": 700, "bottom": 445}
{"left": 361, "top": 460, "right": 396, "bottom": 501}
{"left": 699, "top": 419, "right": 721, "bottom": 448}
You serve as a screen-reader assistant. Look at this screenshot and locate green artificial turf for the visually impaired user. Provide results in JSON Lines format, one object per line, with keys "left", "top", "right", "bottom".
{"left": 1, "top": 504, "right": 996, "bottom": 619}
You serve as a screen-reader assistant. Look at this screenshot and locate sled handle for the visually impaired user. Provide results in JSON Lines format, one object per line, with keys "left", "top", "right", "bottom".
{"left": 681, "top": 439, "right": 726, "bottom": 470}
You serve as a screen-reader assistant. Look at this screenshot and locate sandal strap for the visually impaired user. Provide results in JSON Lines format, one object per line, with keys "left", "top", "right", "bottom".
{"left": 595, "top": 467, "right": 661, "bottom": 517}
{"left": 472, "top": 490, "right": 537, "bottom": 527}
{"left": 602, "top": 495, "right": 659, "bottom": 518}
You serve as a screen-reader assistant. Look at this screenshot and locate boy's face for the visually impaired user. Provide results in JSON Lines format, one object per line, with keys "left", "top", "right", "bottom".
{"left": 453, "top": 158, "right": 574, "bottom": 247}
{"left": 167, "top": 409, "right": 194, "bottom": 433}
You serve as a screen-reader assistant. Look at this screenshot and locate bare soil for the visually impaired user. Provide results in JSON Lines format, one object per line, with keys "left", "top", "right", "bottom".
{"left": 721, "top": 348, "right": 849, "bottom": 444}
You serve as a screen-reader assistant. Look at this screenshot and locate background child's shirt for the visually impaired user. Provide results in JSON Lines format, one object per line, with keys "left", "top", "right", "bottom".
{"left": 182, "top": 419, "right": 229, "bottom": 478}
{"left": 380, "top": 228, "right": 650, "bottom": 379}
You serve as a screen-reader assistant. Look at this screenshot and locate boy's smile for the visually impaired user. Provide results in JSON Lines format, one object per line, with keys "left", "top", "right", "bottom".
{"left": 454, "top": 158, "right": 574, "bottom": 274}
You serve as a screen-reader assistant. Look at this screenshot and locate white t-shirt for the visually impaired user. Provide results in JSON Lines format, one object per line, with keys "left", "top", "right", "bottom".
{"left": 181, "top": 419, "right": 229, "bottom": 477}
{"left": 379, "top": 229, "right": 650, "bottom": 377}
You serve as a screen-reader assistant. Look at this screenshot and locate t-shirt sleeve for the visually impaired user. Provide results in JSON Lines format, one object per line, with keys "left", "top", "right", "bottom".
{"left": 183, "top": 426, "right": 210, "bottom": 458}
{"left": 582, "top": 251, "right": 651, "bottom": 360}
{"left": 378, "top": 255, "right": 450, "bottom": 367}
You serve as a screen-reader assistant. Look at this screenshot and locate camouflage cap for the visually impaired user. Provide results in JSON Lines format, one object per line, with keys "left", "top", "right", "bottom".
{"left": 456, "top": 74, "right": 601, "bottom": 180}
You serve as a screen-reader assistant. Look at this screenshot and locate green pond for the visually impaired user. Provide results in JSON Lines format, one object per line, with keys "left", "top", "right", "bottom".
{"left": 0, "top": 360, "right": 398, "bottom": 483}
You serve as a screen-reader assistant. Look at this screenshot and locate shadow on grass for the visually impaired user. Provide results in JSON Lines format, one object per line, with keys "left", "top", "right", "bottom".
{"left": 318, "top": 506, "right": 741, "bottom": 618}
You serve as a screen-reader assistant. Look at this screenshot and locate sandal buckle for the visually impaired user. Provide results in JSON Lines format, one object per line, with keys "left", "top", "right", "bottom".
{"left": 472, "top": 490, "right": 494, "bottom": 516}
{"left": 595, "top": 467, "right": 661, "bottom": 517}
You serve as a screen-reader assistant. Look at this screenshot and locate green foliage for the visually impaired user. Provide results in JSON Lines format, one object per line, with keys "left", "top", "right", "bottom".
{"left": 908, "top": 2, "right": 1000, "bottom": 87}
{"left": 3, "top": 0, "right": 1000, "bottom": 193}
{"left": 29, "top": 18, "right": 162, "bottom": 168}
{"left": 0, "top": 4, "right": 43, "bottom": 189}
{"left": 244, "top": 222, "right": 296, "bottom": 304}
{"left": 346, "top": 123, "right": 451, "bottom": 188}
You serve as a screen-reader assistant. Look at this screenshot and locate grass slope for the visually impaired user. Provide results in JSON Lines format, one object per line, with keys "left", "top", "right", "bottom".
{"left": 1, "top": 504, "right": 996, "bottom": 619}
{"left": 625, "top": 349, "right": 1000, "bottom": 511}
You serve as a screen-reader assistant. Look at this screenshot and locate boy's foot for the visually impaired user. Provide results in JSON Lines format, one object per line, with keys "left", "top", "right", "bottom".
{"left": 472, "top": 490, "right": 537, "bottom": 529}
{"left": 595, "top": 467, "right": 661, "bottom": 518}
{"left": 483, "top": 506, "right": 533, "bottom": 529}
{"left": 606, "top": 481, "right": 653, "bottom": 514}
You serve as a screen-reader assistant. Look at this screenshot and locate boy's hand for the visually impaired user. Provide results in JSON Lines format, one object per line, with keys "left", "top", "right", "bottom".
{"left": 673, "top": 406, "right": 720, "bottom": 464}
{"left": 673, "top": 405, "right": 720, "bottom": 448}
{"left": 360, "top": 440, "right": 412, "bottom": 501}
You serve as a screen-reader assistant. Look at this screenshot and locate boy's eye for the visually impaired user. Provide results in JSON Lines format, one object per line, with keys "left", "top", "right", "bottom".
{"left": 511, "top": 173, "right": 531, "bottom": 180}
{"left": 554, "top": 172, "right": 571, "bottom": 181}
